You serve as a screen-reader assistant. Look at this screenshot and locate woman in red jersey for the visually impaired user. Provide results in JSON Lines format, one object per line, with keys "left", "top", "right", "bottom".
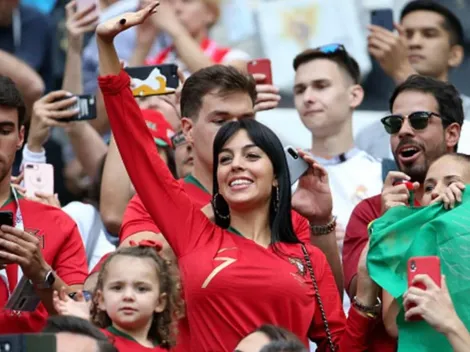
{"left": 96, "top": 3, "right": 380, "bottom": 351}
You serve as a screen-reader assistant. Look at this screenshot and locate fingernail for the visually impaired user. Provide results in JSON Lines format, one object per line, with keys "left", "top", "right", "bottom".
{"left": 119, "top": 18, "right": 126, "bottom": 25}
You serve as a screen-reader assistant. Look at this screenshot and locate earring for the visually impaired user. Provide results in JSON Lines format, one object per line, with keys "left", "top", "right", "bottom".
{"left": 273, "top": 186, "right": 280, "bottom": 212}
{"left": 212, "top": 193, "right": 230, "bottom": 220}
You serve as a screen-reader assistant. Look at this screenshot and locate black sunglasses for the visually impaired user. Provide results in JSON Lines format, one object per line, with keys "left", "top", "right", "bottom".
{"left": 381, "top": 111, "right": 442, "bottom": 134}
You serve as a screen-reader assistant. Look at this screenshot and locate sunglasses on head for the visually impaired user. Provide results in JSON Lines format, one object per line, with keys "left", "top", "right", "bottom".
{"left": 381, "top": 111, "right": 442, "bottom": 134}
{"left": 315, "top": 43, "right": 346, "bottom": 54}
{"left": 171, "top": 131, "right": 186, "bottom": 149}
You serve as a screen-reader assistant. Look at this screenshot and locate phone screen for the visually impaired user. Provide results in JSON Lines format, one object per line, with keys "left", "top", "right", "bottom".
{"left": 0, "top": 211, "right": 13, "bottom": 227}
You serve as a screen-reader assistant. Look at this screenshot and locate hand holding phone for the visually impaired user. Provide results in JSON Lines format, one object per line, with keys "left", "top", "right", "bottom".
{"left": 247, "top": 59, "right": 273, "bottom": 85}
{"left": 24, "top": 163, "right": 54, "bottom": 198}
{"left": 406, "top": 256, "right": 441, "bottom": 320}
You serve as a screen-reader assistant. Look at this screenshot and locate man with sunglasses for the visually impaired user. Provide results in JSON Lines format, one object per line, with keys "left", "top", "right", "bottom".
{"left": 342, "top": 74, "right": 463, "bottom": 351}
{"left": 357, "top": 0, "right": 469, "bottom": 159}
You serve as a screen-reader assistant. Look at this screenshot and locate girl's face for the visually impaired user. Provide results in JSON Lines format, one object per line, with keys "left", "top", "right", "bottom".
{"left": 216, "top": 129, "right": 277, "bottom": 212}
{"left": 422, "top": 155, "right": 469, "bottom": 205}
{"left": 98, "top": 255, "right": 167, "bottom": 332}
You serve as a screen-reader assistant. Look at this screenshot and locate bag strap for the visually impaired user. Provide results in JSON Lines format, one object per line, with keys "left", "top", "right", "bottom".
{"left": 301, "top": 244, "right": 336, "bottom": 352}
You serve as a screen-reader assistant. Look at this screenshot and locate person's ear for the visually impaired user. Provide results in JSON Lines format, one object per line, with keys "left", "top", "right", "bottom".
{"left": 181, "top": 117, "right": 194, "bottom": 145}
{"left": 445, "top": 122, "right": 461, "bottom": 150}
{"left": 155, "top": 292, "right": 167, "bottom": 313}
{"left": 448, "top": 44, "right": 464, "bottom": 68}
{"left": 348, "top": 84, "right": 364, "bottom": 110}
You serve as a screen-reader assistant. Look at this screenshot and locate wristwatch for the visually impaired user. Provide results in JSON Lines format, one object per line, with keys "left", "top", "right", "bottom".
{"left": 31, "top": 270, "right": 56, "bottom": 289}
{"left": 352, "top": 296, "right": 382, "bottom": 319}
{"left": 309, "top": 216, "right": 337, "bottom": 235}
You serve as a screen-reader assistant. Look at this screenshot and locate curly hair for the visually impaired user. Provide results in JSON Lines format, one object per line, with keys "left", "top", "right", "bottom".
{"left": 90, "top": 246, "right": 184, "bottom": 349}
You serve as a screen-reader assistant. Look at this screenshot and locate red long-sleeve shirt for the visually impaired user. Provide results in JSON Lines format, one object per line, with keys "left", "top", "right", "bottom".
{"left": 99, "top": 70, "right": 375, "bottom": 352}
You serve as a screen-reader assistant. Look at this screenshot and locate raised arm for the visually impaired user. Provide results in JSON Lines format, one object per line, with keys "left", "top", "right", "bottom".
{"left": 96, "top": 3, "right": 209, "bottom": 257}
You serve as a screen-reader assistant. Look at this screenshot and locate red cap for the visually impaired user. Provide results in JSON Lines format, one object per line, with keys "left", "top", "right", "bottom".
{"left": 141, "top": 109, "right": 175, "bottom": 148}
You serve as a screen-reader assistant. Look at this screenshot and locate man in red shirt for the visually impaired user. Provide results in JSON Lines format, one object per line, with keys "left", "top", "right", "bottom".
{"left": 0, "top": 76, "right": 88, "bottom": 333}
{"left": 343, "top": 75, "right": 463, "bottom": 350}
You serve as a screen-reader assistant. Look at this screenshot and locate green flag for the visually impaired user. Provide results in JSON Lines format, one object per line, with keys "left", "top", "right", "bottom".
{"left": 367, "top": 185, "right": 470, "bottom": 352}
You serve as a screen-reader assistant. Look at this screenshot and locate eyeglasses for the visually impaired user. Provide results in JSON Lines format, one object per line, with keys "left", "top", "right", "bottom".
{"left": 171, "top": 131, "right": 186, "bottom": 149}
{"left": 381, "top": 111, "right": 442, "bottom": 134}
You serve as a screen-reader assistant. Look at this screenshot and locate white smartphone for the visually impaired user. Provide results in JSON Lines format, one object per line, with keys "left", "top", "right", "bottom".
{"left": 23, "top": 163, "right": 54, "bottom": 198}
{"left": 5, "top": 276, "right": 41, "bottom": 312}
{"left": 284, "top": 146, "right": 309, "bottom": 185}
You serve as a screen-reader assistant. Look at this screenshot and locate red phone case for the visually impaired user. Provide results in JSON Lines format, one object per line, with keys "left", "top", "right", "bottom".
{"left": 247, "top": 59, "right": 272, "bottom": 85}
{"left": 406, "top": 256, "right": 441, "bottom": 320}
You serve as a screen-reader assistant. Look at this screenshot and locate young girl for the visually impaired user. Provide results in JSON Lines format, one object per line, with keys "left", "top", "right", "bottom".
{"left": 421, "top": 153, "right": 469, "bottom": 208}
{"left": 54, "top": 243, "right": 182, "bottom": 351}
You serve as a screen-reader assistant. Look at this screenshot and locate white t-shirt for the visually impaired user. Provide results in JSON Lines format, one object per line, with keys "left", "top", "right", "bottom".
{"left": 62, "top": 202, "right": 115, "bottom": 270}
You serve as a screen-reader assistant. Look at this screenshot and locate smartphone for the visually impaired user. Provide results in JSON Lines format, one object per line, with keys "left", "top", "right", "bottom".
{"left": 5, "top": 276, "right": 41, "bottom": 312}
{"left": 53, "top": 94, "right": 97, "bottom": 122}
{"left": 0, "top": 211, "right": 13, "bottom": 227}
{"left": 284, "top": 146, "right": 309, "bottom": 185}
{"left": 406, "top": 256, "right": 441, "bottom": 320}
{"left": 23, "top": 163, "right": 54, "bottom": 198}
{"left": 0, "top": 334, "right": 56, "bottom": 352}
{"left": 371, "top": 9, "right": 394, "bottom": 31}
{"left": 125, "top": 64, "right": 179, "bottom": 97}
{"left": 247, "top": 59, "right": 273, "bottom": 85}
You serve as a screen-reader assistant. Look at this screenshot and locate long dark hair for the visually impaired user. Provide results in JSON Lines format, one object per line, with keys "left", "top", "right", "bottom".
{"left": 211, "top": 119, "right": 299, "bottom": 245}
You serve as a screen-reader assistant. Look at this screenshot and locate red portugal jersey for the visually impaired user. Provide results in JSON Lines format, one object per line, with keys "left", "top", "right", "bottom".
{"left": 100, "top": 70, "right": 375, "bottom": 352}
{"left": 0, "top": 196, "right": 88, "bottom": 333}
{"left": 102, "top": 326, "right": 168, "bottom": 351}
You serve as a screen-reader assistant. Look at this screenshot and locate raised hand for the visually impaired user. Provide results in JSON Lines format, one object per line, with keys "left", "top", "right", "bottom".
{"left": 381, "top": 171, "right": 419, "bottom": 214}
{"left": 292, "top": 150, "right": 332, "bottom": 224}
{"left": 96, "top": 1, "right": 159, "bottom": 43}
{"left": 252, "top": 73, "right": 281, "bottom": 112}
{"left": 65, "top": 0, "right": 99, "bottom": 50}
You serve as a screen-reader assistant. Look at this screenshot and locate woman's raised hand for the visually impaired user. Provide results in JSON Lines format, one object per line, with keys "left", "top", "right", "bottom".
{"left": 96, "top": 1, "right": 159, "bottom": 42}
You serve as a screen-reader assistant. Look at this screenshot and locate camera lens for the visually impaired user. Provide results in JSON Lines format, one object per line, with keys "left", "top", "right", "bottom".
{"left": 1, "top": 342, "right": 11, "bottom": 352}
{"left": 287, "top": 148, "right": 298, "bottom": 159}
{"left": 410, "top": 260, "right": 417, "bottom": 272}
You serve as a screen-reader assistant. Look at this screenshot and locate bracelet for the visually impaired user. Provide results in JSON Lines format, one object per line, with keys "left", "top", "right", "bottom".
{"left": 352, "top": 296, "right": 382, "bottom": 319}
{"left": 309, "top": 216, "right": 337, "bottom": 235}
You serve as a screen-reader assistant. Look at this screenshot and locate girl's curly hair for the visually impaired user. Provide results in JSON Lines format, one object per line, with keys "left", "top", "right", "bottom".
{"left": 90, "top": 245, "right": 184, "bottom": 349}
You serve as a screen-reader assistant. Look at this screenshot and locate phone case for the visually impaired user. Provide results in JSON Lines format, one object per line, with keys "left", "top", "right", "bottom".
{"left": 5, "top": 276, "right": 41, "bottom": 312}
{"left": 284, "top": 146, "right": 309, "bottom": 185}
{"left": 247, "top": 59, "right": 273, "bottom": 85}
{"left": 371, "top": 9, "right": 394, "bottom": 31}
{"left": 0, "top": 334, "right": 57, "bottom": 352}
{"left": 23, "top": 163, "right": 54, "bottom": 198}
{"left": 406, "top": 256, "right": 441, "bottom": 320}
{"left": 64, "top": 95, "right": 97, "bottom": 122}
{"left": 0, "top": 211, "right": 13, "bottom": 227}
{"left": 125, "top": 64, "right": 179, "bottom": 97}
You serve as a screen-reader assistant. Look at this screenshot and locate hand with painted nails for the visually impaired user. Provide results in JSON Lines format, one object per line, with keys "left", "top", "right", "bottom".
{"left": 95, "top": 1, "right": 159, "bottom": 42}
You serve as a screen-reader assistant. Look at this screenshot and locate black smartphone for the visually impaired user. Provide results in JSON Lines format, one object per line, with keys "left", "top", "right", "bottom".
{"left": 0, "top": 334, "right": 56, "bottom": 352}
{"left": 371, "top": 9, "right": 394, "bottom": 31}
{"left": 54, "top": 94, "right": 97, "bottom": 122}
{"left": 125, "top": 64, "right": 179, "bottom": 97}
{"left": 0, "top": 211, "right": 13, "bottom": 227}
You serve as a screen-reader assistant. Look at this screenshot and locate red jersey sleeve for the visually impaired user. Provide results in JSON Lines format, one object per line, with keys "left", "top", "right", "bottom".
{"left": 342, "top": 195, "right": 381, "bottom": 294}
{"left": 307, "top": 246, "right": 376, "bottom": 351}
{"left": 120, "top": 194, "right": 161, "bottom": 243}
{"left": 99, "top": 71, "right": 211, "bottom": 258}
{"left": 292, "top": 211, "right": 310, "bottom": 243}
{"left": 53, "top": 214, "right": 88, "bottom": 286}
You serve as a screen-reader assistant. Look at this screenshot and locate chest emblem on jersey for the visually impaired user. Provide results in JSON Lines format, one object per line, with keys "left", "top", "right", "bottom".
{"left": 352, "top": 185, "right": 368, "bottom": 204}
{"left": 288, "top": 257, "right": 306, "bottom": 277}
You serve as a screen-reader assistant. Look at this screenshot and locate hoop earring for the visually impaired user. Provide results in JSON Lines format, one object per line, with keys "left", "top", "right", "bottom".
{"left": 212, "top": 193, "right": 230, "bottom": 220}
